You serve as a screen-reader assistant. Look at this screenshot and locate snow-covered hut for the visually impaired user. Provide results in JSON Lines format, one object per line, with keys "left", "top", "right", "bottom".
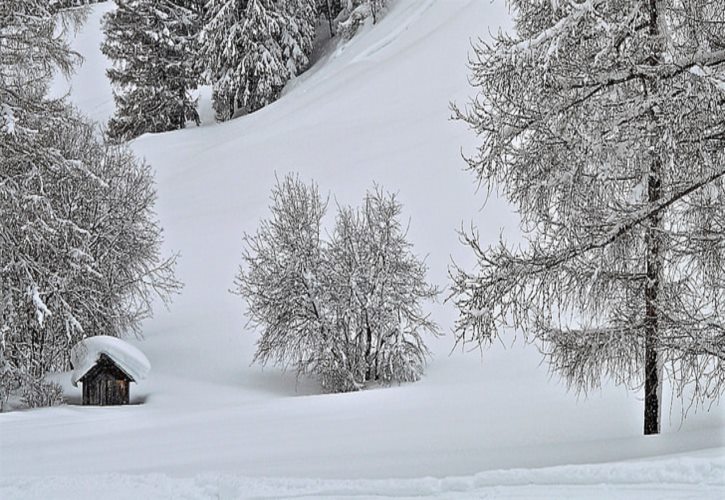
{"left": 70, "top": 336, "right": 150, "bottom": 406}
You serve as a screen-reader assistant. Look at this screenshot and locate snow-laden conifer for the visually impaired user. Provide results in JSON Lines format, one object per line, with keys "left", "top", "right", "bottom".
{"left": 235, "top": 175, "right": 438, "bottom": 392}
{"left": 280, "top": 0, "right": 317, "bottom": 77}
{"left": 198, "top": 0, "right": 245, "bottom": 121}
{"left": 103, "top": 0, "right": 202, "bottom": 141}
{"left": 236, "top": 0, "right": 288, "bottom": 112}
{"left": 200, "top": 0, "right": 317, "bottom": 120}
{"left": 335, "top": 0, "right": 388, "bottom": 39}
{"left": 451, "top": 0, "right": 725, "bottom": 434}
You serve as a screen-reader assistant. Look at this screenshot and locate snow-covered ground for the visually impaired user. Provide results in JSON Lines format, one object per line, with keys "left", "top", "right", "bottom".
{"left": 3, "top": 1, "right": 724, "bottom": 498}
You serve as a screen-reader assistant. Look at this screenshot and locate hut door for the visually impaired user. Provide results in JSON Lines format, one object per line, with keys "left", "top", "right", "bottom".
{"left": 100, "top": 379, "right": 111, "bottom": 405}
{"left": 100, "top": 379, "right": 123, "bottom": 405}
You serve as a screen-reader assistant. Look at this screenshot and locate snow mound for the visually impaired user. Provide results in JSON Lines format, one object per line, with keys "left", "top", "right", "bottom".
{"left": 70, "top": 336, "right": 151, "bottom": 387}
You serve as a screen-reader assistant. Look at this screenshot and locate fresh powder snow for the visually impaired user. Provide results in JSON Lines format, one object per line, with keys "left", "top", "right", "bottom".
{"left": 2, "top": 1, "right": 724, "bottom": 499}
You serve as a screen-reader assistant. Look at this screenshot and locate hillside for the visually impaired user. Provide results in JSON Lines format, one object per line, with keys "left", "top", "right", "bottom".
{"left": 2, "top": 1, "right": 723, "bottom": 498}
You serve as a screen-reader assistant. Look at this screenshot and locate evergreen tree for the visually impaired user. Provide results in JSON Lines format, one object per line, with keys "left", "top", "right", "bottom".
{"left": 199, "top": 0, "right": 246, "bottom": 121}
{"left": 336, "top": 0, "right": 388, "bottom": 39}
{"left": 317, "top": 0, "right": 340, "bottom": 37}
{"left": 280, "top": 0, "right": 317, "bottom": 77}
{"left": 236, "top": 0, "right": 287, "bottom": 113}
{"left": 451, "top": 0, "right": 725, "bottom": 434}
{"left": 200, "top": 0, "right": 317, "bottom": 121}
{"left": 51, "top": 0, "right": 105, "bottom": 9}
{"left": 103, "top": 0, "right": 202, "bottom": 141}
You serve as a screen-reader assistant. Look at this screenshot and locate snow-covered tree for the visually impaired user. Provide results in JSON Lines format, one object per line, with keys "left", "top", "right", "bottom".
{"left": 235, "top": 175, "right": 438, "bottom": 392}
{"left": 1, "top": 107, "right": 180, "bottom": 408}
{"left": 0, "top": 0, "right": 179, "bottom": 408}
{"left": 235, "top": 0, "right": 288, "bottom": 113}
{"left": 451, "top": 0, "right": 725, "bottom": 434}
{"left": 317, "top": 0, "right": 340, "bottom": 36}
{"left": 326, "top": 189, "right": 439, "bottom": 386}
{"left": 335, "top": 0, "right": 388, "bottom": 39}
{"left": 103, "top": 0, "right": 202, "bottom": 141}
{"left": 200, "top": 0, "right": 317, "bottom": 120}
{"left": 235, "top": 175, "right": 337, "bottom": 385}
{"left": 51, "top": 0, "right": 104, "bottom": 9}
{"left": 280, "top": 0, "right": 317, "bottom": 77}
{"left": 198, "top": 0, "right": 245, "bottom": 120}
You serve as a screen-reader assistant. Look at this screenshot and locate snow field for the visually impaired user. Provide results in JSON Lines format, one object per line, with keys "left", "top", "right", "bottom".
{"left": 3, "top": 1, "right": 724, "bottom": 498}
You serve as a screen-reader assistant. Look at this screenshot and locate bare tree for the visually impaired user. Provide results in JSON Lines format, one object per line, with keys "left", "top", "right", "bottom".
{"left": 0, "top": 0, "right": 179, "bottom": 408}
{"left": 325, "top": 188, "right": 439, "bottom": 385}
{"left": 451, "top": 0, "right": 725, "bottom": 434}
{"left": 235, "top": 175, "right": 438, "bottom": 392}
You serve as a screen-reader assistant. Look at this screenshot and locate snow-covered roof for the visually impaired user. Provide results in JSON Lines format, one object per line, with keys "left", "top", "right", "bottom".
{"left": 71, "top": 336, "right": 151, "bottom": 387}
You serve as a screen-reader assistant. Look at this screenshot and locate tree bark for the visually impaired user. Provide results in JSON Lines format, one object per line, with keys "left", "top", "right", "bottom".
{"left": 644, "top": 158, "right": 662, "bottom": 435}
{"left": 365, "top": 310, "right": 374, "bottom": 381}
{"left": 643, "top": 0, "right": 663, "bottom": 436}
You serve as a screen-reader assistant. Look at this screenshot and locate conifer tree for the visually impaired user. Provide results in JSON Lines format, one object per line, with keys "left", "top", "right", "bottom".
{"left": 451, "top": 0, "right": 725, "bottom": 434}
{"left": 236, "top": 0, "right": 287, "bottom": 113}
{"left": 200, "top": 0, "right": 317, "bottom": 120}
{"left": 336, "top": 0, "right": 388, "bottom": 39}
{"left": 103, "top": 0, "right": 202, "bottom": 141}
{"left": 280, "top": 0, "right": 317, "bottom": 77}
{"left": 199, "top": 0, "right": 246, "bottom": 121}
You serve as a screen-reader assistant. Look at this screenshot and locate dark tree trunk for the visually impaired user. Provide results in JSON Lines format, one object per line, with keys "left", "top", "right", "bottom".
{"left": 644, "top": 158, "right": 663, "bottom": 436}
{"left": 644, "top": 173, "right": 662, "bottom": 435}
{"left": 365, "top": 312, "right": 374, "bottom": 381}
{"left": 325, "top": 0, "right": 335, "bottom": 37}
{"left": 643, "top": 0, "right": 663, "bottom": 436}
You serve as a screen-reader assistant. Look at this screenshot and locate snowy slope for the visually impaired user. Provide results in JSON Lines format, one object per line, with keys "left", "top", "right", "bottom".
{"left": 2, "top": 1, "right": 724, "bottom": 498}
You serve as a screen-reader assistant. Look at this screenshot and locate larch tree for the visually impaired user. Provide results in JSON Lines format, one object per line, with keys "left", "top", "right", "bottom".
{"left": 450, "top": 0, "right": 725, "bottom": 435}
{"left": 1, "top": 0, "right": 179, "bottom": 409}
{"left": 103, "top": 0, "right": 202, "bottom": 141}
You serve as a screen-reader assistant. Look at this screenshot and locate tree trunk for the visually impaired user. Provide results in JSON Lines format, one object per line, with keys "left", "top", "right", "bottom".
{"left": 643, "top": 151, "right": 663, "bottom": 436}
{"left": 365, "top": 311, "right": 374, "bottom": 381}
{"left": 643, "top": 0, "right": 664, "bottom": 437}
{"left": 325, "top": 0, "right": 335, "bottom": 37}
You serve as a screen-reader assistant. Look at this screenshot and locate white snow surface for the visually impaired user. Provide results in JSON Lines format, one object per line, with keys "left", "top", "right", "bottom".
{"left": 70, "top": 335, "right": 151, "bottom": 386}
{"left": 3, "top": 1, "right": 724, "bottom": 498}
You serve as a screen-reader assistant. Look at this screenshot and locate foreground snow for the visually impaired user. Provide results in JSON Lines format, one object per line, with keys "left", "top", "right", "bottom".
{"left": 3, "top": 1, "right": 723, "bottom": 498}
{"left": 2, "top": 451, "right": 723, "bottom": 499}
